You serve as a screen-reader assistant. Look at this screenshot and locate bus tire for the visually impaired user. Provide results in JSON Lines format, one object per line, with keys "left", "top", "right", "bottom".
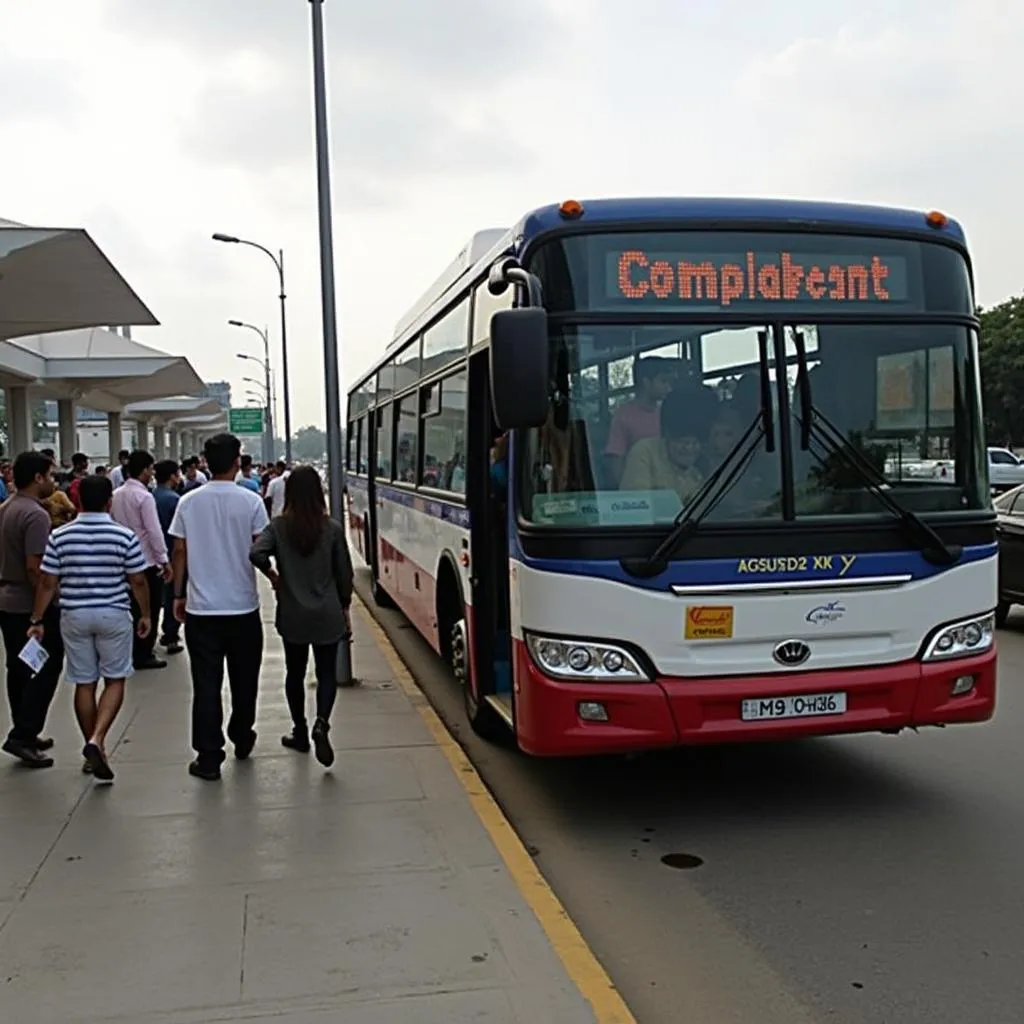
{"left": 996, "top": 600, "right": 1011, "bottom": 628}
{"left": 451, "top": 618, "right": 506, "bottom": 743}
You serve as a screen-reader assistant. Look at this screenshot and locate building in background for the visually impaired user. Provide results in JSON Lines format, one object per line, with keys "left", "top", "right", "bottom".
{"left": 33, "top": 402, "right": 137, "bottom": 463}
{"left": 202, "top": 381, "right": 231, "bottom": 410}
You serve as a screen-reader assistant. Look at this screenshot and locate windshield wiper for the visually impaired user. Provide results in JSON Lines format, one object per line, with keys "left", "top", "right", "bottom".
{"left": 791, "top": 331, "right": 961, "bottom": 567}
{"left": 621, "top": 413, "right": 767, "bottom": 579}
{"left": 623, "top": 331, "right": 776, "bottom": 579}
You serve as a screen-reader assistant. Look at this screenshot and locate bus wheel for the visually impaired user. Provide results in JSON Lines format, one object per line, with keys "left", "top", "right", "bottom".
{"left": 996, "top": 600, "right": 1011, "bottom": 628}
{"left": 452, "top": 618, "right": 505, "bottom": 742}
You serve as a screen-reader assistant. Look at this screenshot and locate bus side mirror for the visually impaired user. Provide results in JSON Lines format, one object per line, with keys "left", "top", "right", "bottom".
{"left": 489, "top": 308, "right": 550, "bottom": 430}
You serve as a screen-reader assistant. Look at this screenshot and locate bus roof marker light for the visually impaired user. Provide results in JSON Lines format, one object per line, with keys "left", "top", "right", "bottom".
{"left": 558, "top": 199, "right": 584, "bottom": 220}
{"left": 925, "top": 210, "right": 948, "bottom": 229}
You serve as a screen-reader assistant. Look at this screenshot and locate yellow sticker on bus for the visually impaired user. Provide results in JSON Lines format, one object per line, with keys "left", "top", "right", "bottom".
{"left": 685, "top": 605, "right": 734, "bottom": 640}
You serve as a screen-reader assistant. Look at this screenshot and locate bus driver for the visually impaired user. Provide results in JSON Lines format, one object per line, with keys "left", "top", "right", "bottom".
{"left": 619, "top": 387, "right": 706, "bottom": 504}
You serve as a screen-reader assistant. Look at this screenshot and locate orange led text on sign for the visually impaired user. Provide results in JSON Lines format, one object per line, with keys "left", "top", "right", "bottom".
{"left": 617, "top": 250, "right": 892, "bottom": 305}
{"left": 685, "top": 605, "right": 734, "bottom": 640}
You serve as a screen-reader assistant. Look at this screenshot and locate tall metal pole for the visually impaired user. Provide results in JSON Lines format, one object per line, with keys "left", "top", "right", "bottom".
{"left": 276, "top": 250, "right": 293, "bottom": 463}
{"left": 309, "top": 0, "right": 343, "bottom": 521}
{"left": 262, "top": 327, "right": 274, "bottom": 464}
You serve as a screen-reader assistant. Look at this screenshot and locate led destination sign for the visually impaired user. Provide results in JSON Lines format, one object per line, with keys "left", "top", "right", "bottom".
{"left": 608, "top": 249, "right": 910, "bottom": 310}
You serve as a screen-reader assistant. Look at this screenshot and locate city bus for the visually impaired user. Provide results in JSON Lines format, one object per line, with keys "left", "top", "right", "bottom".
{"left": 346, "top": 197, "right": 997, "bottom": 756}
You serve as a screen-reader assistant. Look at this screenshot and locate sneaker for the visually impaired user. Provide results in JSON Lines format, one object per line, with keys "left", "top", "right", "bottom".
{"left": 83, "top": 742, "right": 114, "bottom": 782}
{"left": 311, "top": 718, "right": 334, "bottom": 768}
{"left": 234, "top": 733, "right": 257, "bottom": 760}
{"left": 2, "top": 737, "right": 54, "bottom": 769}
{"left": 164, "top": 641, "right": 184, "bottom": 655}
{"left": 188, "top": 759, "right": 221, "bottom": 781}
{"left": 281, "top": 730, "right": 310, "bottom": 754}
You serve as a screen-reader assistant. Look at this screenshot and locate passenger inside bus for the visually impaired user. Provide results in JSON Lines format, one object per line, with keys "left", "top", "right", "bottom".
{"left": 490, "top": 432, "right": 508, "bottom": 499}
{"left": 603, "top": 356, "right": 676, "bottom": 486}
{"left": 531, "top": 406, "right": 593, "bottom": 494}
{"left": 619, "top": 386, "right": 708, "bottom": 503}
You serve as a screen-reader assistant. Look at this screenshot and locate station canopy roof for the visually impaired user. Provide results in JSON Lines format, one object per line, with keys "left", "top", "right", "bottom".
{"left": 123, "top": 396, "right": 224, "bottom": 425}
{"left": 0, "top": 218, "right": 157, "bottom": 339}
{"left": 0, "top": 327, "right": 205, "bottom": 412}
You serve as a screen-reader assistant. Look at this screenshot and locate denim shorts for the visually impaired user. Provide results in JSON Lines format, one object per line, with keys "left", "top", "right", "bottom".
{"left": 60, "top": 606, "right": 134, "bottom": 684}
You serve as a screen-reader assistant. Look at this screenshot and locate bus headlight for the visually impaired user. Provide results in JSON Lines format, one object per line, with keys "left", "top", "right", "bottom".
{"left": 525, "top": 633, "right": 649, "bottom": 682}
{"left": 922, "top": 613, "right": 995, "bottom": 662}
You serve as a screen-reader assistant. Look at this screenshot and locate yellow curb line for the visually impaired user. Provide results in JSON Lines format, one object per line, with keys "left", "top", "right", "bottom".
{"left": 354, "top": 596, "right": 638, "bottom": 1024}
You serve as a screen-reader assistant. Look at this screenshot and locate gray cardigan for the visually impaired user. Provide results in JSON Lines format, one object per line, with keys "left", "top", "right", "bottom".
{"left": 250, "top": 516, "right": 353, "bottom": 645}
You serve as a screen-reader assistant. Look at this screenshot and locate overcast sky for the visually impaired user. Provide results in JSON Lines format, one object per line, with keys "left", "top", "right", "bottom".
{"left": 2, "top": 0, "right": 1021, "bottom": 430}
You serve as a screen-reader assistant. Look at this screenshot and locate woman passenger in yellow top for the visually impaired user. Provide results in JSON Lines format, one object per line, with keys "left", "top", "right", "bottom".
{"left": 619, "top": 388, "right": 705, "bottom": 503}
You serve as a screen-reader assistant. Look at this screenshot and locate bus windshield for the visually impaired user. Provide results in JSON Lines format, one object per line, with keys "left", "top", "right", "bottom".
{"left": 517, "top": 232, "right": 986, "bottom": 530}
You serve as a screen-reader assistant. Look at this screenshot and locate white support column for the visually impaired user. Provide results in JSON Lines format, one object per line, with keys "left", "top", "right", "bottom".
{"left": 6, "top": 386, "right": 34, "bottom": 455}
{"left": 135, "top": 419, "right": 149, "bottom": 453}
{"left": 107, "top": 411, "right": 123, "bottom": 466}
{"left": 168, "top": 429, "right": 179, "bottom": 461}
{"left": 152, "top": 423, "right": 167, "bottom": 459}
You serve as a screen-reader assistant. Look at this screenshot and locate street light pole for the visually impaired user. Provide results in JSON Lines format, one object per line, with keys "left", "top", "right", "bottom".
{"left": 309, "top": 0, "right": 344, "bottom": 521}
{"left": 212, "top": 234, "right": 293, "bottom": 462}
{"left": 276, "top": 250, "right": 292, "bottom": 463}
{"left": 230, "top": 319, "right": 274, "bottom": 464}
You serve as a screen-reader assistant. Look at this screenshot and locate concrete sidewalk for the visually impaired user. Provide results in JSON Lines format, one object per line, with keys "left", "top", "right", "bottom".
{"left": 0, "top": 596, "right": 605, "bottom": 1023}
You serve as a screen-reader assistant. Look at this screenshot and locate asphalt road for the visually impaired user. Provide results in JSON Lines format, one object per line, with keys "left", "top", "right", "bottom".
{"left": 356, "top": 571, "right": 1024, "bottom": 1024}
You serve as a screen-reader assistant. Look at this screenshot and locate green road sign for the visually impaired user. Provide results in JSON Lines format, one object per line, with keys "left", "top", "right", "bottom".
{"left": 228, "top": 407, "right": 265, "bottom": 435}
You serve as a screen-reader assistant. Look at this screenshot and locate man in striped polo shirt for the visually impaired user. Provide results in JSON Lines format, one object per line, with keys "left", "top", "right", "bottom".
{"left": 27, "top": 475, "right": 152, "bottom": 781}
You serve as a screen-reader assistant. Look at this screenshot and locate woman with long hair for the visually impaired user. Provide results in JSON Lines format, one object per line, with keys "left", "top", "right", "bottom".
{"left": 250, "top": 465, "right": 353, "bottom": 767}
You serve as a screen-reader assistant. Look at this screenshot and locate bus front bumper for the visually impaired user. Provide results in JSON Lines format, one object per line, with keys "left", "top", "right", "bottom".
{"left": 511, "top": 641, "right": 996, "bottom": 757}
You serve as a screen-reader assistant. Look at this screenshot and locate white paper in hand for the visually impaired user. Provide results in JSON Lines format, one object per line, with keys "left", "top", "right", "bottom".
{"left": 18, "top": 637, "right": 49, "bottom": 675}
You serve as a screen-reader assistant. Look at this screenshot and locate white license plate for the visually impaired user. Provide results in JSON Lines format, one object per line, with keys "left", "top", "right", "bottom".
{"left": 741, "top": 691, "right": 847, "bottom": 721}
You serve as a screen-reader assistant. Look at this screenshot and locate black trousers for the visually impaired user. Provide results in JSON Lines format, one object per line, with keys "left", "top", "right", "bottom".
{"left": 282, "top": 640, "right": 339, "bottom": 730}
{"left": 131, "top": 567, "right": 164, "bottom": 665}
{"left": 159, "top": 579, "right": 180, "bottom": 643}
{"left": 0, "top": 606, "right": 64, "bottom": 745}
{"left": 185, "top": 611, "right": 263, "bottom": 768}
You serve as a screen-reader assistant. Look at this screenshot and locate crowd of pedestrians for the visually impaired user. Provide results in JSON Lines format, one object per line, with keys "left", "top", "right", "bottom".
{"left": 0, "top": 434, "right": 352, "bottom": 781}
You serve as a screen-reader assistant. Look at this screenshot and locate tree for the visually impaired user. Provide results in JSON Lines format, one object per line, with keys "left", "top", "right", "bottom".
{"left": 291, "top": 425, "right": 327, "bottom": 462}
{"left": 978, "top": 295, "right": 1024, "bottom": 444}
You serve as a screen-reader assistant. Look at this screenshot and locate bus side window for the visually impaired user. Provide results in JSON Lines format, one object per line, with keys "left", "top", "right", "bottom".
{"left": 422, "top": 369, "right": 468, "bottom": 494}
{"left": 395, "top": 395, "right": 419, "bottom": 483}
{"left": 376, "top": 404, "right": 394, "bottom": 480}
{"left": 358, "top": 417, "right": 370, "bottom": 474}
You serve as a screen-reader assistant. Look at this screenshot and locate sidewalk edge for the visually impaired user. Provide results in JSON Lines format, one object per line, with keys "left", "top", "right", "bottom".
{"left": 355, "top": 596, "right": 638, "bottom": 1024}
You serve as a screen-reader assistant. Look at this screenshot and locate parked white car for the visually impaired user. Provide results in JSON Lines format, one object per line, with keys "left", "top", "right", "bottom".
{"left": 988, "top": 447, "right": 1024, "bottom": 494}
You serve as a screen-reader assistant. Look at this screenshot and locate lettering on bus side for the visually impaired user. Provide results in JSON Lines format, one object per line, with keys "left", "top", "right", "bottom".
{"left": 736, "top": 555, "right": 857, "bottom": 577}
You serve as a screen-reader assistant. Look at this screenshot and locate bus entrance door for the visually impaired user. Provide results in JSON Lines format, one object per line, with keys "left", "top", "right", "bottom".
{"left": 465, "top": 349, "right": 514, "bottom": 737}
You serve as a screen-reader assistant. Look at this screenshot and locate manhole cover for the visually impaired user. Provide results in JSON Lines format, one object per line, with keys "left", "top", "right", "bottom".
{"left": 660, "top": 853, "right": 704, "bottom": 870}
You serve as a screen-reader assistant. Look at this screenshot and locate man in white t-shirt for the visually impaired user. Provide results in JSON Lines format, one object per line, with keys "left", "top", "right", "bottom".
{"left": 109, "top": 450, "right": 130, "bottom": 490}
{"left": 169, "top": 433, "right": 269, "bottom": 781}
{"left": 265, "top": 460, "right": 290, "bottom": 518}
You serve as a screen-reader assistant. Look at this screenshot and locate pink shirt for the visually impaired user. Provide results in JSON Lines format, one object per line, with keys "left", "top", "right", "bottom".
{"left": 110, "top": 478, "right": 168, "bottom": 569}
{"left": 605, "top": 401, "right": 662, "bottom": 458}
